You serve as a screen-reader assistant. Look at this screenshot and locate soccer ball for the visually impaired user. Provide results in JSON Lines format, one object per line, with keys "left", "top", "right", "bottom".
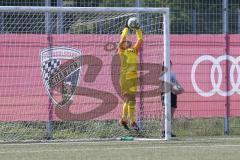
{"left": 172, "top": 83, "right": 183, "bottom": 95}
{"left": 127, "top": 17, "right": 139, "bottom": 29}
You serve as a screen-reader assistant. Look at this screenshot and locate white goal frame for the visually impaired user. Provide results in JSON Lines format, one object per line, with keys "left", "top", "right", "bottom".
{"left": 0, "top": 6, "right": 171, "bottom": 140}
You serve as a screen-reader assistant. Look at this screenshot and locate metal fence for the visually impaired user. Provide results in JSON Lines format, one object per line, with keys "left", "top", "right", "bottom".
{"left": 0, "top": 0, "right": 240, "bottom": 34}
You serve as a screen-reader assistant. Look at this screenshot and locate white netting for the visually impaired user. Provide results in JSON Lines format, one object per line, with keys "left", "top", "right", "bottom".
{"left": 0, "top": 7, "right": 166, "bottom": 141}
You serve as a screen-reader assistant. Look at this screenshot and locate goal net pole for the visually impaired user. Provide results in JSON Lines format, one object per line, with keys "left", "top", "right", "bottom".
{"left": 45, "top": 0, "right": 54, "bottom": 140}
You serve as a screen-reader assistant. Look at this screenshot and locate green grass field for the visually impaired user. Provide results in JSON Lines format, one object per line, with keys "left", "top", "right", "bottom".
{"left": 1, "top": 118, "right": 240, "bottom": 160}
{"left": 1, "top": 137, "right": 240, "bottom": 160}
{"left": 1, "top": 117, "right": 240, "bottom": 141}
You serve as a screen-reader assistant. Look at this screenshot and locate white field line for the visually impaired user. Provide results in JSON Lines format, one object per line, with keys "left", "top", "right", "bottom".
{"left": 1, "top": 137, "right": 240, "bottom": 146}
{"left": 1, "top": 136, "right": 240, "bottom": 147}
{"left": 1, "top": 144, "right": 240, "bottom": 154}
{"left": 0, "top": 140, "right": 163, "bottom": 146}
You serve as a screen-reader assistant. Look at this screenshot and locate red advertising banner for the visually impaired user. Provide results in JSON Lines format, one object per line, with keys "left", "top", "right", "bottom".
{"left": 0, "top": 34, "right": 239, "bottom": 121}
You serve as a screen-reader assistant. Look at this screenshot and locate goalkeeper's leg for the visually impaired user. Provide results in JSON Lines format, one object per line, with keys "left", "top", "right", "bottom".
{"left": 121, "top": 101, "right": 129, "bottom": 130}
{"left": 128, "top": 97, "right": 139, "bottom": 131}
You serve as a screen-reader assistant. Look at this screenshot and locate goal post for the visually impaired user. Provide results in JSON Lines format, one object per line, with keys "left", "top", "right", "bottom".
{"left": 0, "top": 6, "right": 171, "bottom": 141}
{"left": 163, "top": 9, "right": 171, "bottom": 140}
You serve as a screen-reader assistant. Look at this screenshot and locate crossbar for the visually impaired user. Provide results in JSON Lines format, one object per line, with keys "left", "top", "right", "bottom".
{"left": 0, "top": 6, "right": 169, "bottom": 14}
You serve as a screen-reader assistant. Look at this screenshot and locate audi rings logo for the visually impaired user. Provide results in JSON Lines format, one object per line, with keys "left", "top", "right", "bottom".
{"left": 191, "top": 55, "right": 240, "bottom": 97}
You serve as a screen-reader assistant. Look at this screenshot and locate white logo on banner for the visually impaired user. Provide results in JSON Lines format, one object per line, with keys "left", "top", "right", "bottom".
{"left": 191, "top": 55, "right": 240, "bottom": 97}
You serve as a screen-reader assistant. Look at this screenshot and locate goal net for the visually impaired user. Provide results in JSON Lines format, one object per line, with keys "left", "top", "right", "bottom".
{"left": 0, "top": 6, "right": 171, "bottom": 141}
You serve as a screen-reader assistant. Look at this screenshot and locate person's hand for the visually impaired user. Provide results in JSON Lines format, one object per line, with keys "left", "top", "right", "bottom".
{"left": 124, "top": 19, "right": 129, "bottom": 29}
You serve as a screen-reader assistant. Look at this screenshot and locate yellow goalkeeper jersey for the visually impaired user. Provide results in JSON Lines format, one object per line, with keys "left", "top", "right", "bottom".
{"left": 119, "top": 48, "right": 138, "bottom": 80}
{"left": 118, "top": 27, "right": 143, "bottom": 94}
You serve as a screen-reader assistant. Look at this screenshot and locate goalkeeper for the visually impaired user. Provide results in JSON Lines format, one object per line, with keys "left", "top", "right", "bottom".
{"left": 118, "top": 19, "right": 143, "bottom": 131}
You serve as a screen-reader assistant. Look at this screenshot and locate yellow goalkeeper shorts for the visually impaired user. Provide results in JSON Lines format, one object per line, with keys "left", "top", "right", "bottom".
{"left": 119, "top": 73, "right": 138, "bottom": 95}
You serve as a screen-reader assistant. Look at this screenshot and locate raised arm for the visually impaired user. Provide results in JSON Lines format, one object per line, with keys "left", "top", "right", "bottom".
{"left": 118, "top": 27, "right": 129, "bottom": 52}
{"left": 133, "top": 28, "right": 143, "bottom": 53}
